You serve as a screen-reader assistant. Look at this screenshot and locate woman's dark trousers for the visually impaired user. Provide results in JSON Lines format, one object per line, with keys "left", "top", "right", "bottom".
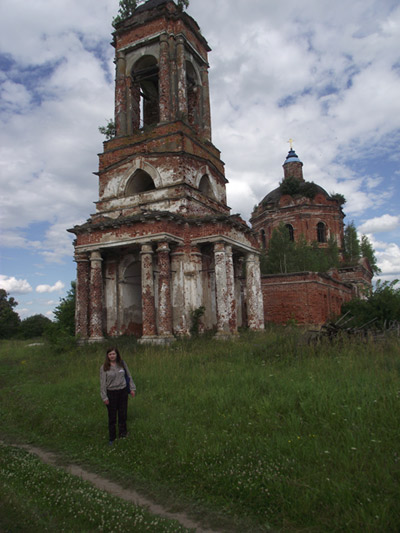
{"left": 106, "top": 388, "right": 128, "bottom": 441}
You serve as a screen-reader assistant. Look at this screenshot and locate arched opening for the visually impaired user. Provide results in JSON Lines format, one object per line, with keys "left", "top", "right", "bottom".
{"left": 126, "top": 169, "right": 156, "bottom": 195}
{"left": 132, "top": 55, "right": 159, "bottom": 129}
{"left": 260, "top": 229, "right": 267, "bottom": 249}
{"left": 120, "top": 260, "right": 142, "bottom": 337}
{"left": 285, "top": 224, "right": 294, "bottom": 242}
{"left": 317, "top": 222, "right": 326, "bottom": 243}
{"left": 186, "top": 61, "right": 200, "bottom": 129}
{"left": 199, "top": 174, "right": 215, "bottom": 200}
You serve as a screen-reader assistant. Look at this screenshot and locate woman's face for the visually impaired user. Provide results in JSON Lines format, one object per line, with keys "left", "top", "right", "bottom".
{"left": 107, "top": 350, "right": 117, "bottom": 362}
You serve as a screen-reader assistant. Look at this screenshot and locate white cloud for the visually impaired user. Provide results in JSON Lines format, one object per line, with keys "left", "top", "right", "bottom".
{"left": 0, "top": 275, "right": 33, "bottom": 294}
{"left": 359, "top": 214, "right": 400, "bottom": 233}
{"left": 36, "top": 281, "right": 65, "bottom": 293}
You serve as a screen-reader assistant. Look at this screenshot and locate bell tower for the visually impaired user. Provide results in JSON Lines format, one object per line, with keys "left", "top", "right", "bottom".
{"left": 95, "top": 0, "right": 228, "bottom": 220}
{"left": 69, "top": 0, "right": 264, "bottom": 343}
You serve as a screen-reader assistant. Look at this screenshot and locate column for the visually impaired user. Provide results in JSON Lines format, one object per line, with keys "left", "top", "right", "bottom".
{"left": 176, "top": 36, "right": 187, "bottom": 117}
{"left": 140, "top": 244, "right": 156, "bottom": 338}
{"left": 74, "top": 253, "right": 90, "bottom": 339}
{"left": 89, "top": 250, "right": 104, "bottom": 341}
{"left": 201, "top": 66, "right": 211, "bottom": 141}
{"left": 170, "top": 245, "right": 186, "bottom": 335}
{"left": 245, "top": 252, "right": 265, "bottom": 331}
{"left": 214, "top": 242, "right": 229, "bottom": 336}
{"left": 115, "top": 51, "right": 127, "bottom": 136}
{"left": 159, "top": 33, "right": 171, "bottom": 122}
{"left": 157, "top": 241, "right": 173, "bottom": 338}
{"left": 225, "top": 245, "right": 237, "bottom": 334}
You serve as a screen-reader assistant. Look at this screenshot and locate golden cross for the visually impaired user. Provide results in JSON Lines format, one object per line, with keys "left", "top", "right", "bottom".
{"left": 288, "top": 138, "right": 294, "bottom": 150}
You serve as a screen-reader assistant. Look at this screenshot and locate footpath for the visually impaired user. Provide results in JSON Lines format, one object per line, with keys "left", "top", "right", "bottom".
{"left": 6, "top": 441, "right": 221, "bottom": 533}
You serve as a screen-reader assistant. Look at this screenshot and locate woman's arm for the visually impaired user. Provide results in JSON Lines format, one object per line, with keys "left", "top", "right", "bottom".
{"left": 99, "top": 366, "right": 109, "bottom": 403}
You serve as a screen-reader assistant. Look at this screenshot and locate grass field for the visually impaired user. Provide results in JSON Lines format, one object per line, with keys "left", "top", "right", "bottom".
{"left": 0, "top": 328, "right": 399, "bottom": 532}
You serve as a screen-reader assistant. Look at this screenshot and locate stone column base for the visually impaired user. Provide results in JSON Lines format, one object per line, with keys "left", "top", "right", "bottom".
{"left": 88, "top": 336, "right": 105, "bottom": 344}
{"left": 138, "top": 335, "right": 175, "bottom": 345}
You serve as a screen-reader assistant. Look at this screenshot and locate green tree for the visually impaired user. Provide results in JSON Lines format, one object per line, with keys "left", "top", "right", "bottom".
{"left": 341, "top": 279, "right": 400, "bottom": 328}
{"left": 343, "top": 221, "right": 361, "bottom": 266}
{"left": 98, "top": 119, "right": 116, "bottom": 140}
{"left": 263, "top": 223, "right": 295, "bottom": 274}
{"left": 53, "top": 282, "right": 76, "bottom": 336}
{"left": 19, "top": 314, "right": 52, "bottom": 339}
{"left": 360, "top": 234, "right": 381, "bottom": 274}
{"left": 0, "top": 289, "right": 21, "bottom": 338}
{"left": 113, "top": 0, "right": 189, "bottom": 26}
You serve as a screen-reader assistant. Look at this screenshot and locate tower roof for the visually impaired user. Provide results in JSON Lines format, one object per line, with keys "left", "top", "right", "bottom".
{"left": 284, "top": 148, "right": 302, "bottom": 165}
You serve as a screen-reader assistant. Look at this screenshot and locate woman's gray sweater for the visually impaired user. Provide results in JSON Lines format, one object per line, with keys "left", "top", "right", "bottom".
{"left": 100, "top": 363, "right": 136, "bottom": 402}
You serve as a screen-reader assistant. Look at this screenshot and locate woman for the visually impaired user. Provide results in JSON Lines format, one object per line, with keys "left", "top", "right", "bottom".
{"left": 100, "top": 347, "right": 136, "bottom": 444}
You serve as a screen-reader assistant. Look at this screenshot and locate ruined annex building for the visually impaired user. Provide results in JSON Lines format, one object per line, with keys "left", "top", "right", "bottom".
{"left": 68, "top": 0, "right": 264, "bottom": 343}
{"left": 251, "top": 148, "right": 373, "bottom": 325}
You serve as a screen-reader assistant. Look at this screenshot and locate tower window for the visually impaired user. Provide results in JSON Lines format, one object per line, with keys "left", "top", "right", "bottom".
{"left": 186, "top": 61, "right": 200, "bottom": 129}
{"left": 199, "top": 174, "right": 215, "bottom": 200}
{"left": 285, "top": 224, "right": 294, "bottom": 242}
{"left": 260, "top": 229, "right": 267, "bottom": 249}
{"left": 317, "top": 222, "right": 326, "bottom": 243}
{"left": 126, "top": 169, "right": 155, "bottom": 195}
{"left": 132, "top": 56, "right": 159, "bottom": 129}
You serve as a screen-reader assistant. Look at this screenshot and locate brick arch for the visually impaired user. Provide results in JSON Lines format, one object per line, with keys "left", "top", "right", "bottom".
{"left": 196, "top": 166, "right": 217, "bottom": 198}
{"left": 119, "top": 159, "right": 163, "bottom": 197}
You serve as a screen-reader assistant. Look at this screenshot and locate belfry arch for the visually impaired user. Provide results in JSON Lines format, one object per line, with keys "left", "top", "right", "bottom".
{"left": 126, "top": 169, "right": 156, "bottom": 195}
{"left": 131, "top": 55, "right": 159, "bottom": 130}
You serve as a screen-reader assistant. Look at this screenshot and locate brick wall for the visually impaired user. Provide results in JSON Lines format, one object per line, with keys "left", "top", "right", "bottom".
{"left": 261, "top": 271, "right": 353, "bottom": 325}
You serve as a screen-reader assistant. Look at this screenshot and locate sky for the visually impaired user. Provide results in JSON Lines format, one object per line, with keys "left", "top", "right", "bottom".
{"left": 0, "top": 0, "right": 399, "bottom": 320}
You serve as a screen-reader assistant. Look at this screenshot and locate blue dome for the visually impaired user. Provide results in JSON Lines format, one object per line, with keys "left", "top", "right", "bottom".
{"left": 284, "top": 149, "right": 302, "bottom": 164}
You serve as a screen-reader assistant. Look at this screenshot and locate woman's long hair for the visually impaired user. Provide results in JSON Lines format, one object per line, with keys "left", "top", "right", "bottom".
{"left": 103, "top": 347, "right": 123, "bottom": 371}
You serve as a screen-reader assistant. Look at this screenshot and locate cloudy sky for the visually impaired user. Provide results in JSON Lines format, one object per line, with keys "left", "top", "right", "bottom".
{"left": 1, "top": 0, "right": 399, "bottom": 319}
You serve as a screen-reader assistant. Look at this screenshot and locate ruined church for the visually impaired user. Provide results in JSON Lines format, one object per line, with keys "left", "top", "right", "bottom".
{"left": 68, "top": 0, "right": 372, "bottom": 342}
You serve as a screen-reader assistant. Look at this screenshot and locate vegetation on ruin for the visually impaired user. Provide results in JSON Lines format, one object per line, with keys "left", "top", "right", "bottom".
{"left": 98, "top": 118, "right": 116, "bottom": 140}
{"left": 278, "top": 176, "right": 320, "bottom": 199}
{"left": 112, "top": 0, "right": 189, "bottom": 27}
{"left": 0, "top": 330, "right": 399, "bottom": 532}
{"left": 260, "top": 222, "right": 340, "bottom": 274}
{"left": 261, "top": 221, "right": 379, "bottom": 276}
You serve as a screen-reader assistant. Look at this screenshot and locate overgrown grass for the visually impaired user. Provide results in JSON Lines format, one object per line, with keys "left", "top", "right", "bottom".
{"left": 0, "top": 443, "right": 190, "bottom": 532}
{"left": 0, "top": 328, "right": 399, "bottom": 532}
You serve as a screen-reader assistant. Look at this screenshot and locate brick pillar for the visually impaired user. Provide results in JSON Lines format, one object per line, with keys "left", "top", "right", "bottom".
{"left": 214, "top": 242, "right": 229, "bottom": 337}
{"left": 130, "top": 79, "right": 141, "bottom": 133}
{"left": 157, "top": 241, "right": 173, "bottom": 338}
{"left": 245, "top": 252, "right": 264, "bottom": 331}
{"left": 75, "top": 253, "right": 89, "bottom": 339}
{"left": 225, "top": 245, "right": 237, "bottom": 334}
{"left": 115, "top": 51, "right": 127, "bottom": 136}
{"left": 169, "top": 35, "right": 177, "bottom": 118}
{"left": 201, "top": 66, "right": 211, "bottom": 141}
{"left": 159, "top": 33, "right": 171, "bottom": 122}
{"left": 89, "top": 250, "right": 104, "bottom": 341}
{"left": 176, "top": 36, "right": 187, "bottom": 117}
{"left": 170, "top": 245, "right": 186, "bottom": 336}
{"left": 140, "top": 244, "right": 156, "bottom": 338}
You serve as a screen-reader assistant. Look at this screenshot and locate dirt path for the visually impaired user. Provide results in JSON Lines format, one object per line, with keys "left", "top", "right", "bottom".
{"left": 11, "top": 442, "right": 220, "bottom": 533}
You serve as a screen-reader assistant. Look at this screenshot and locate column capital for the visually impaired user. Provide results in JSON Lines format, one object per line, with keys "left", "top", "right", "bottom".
{"left": 90, "top": 250, "right": 103, "bottom": 262}
{"left": 74, "top": 252, "right": 89, "bottom": 263}
{"left": 140, "top": 243, "right": 154, "bottom": 255}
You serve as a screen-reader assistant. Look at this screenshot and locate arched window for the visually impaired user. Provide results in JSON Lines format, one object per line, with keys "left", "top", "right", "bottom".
{"left": 132, "top": 56, "right": 159, "bottom": 129}
{"left": 317, "top": 222, "right": 326, "bottom": 243}
{"left": 126, "top": 169, "right": 156, "bottom": 195}
{"left": 186, "top": 61, "right": 200, "bottom": 129}
{"left": 285, "top": 224, "right": 294, "bottom": 242}
{"left": 260, "top": 229, "right": 267, "bottom": 249}
{"left": 199, "top": 174, "right": 215, "bottom": 199}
